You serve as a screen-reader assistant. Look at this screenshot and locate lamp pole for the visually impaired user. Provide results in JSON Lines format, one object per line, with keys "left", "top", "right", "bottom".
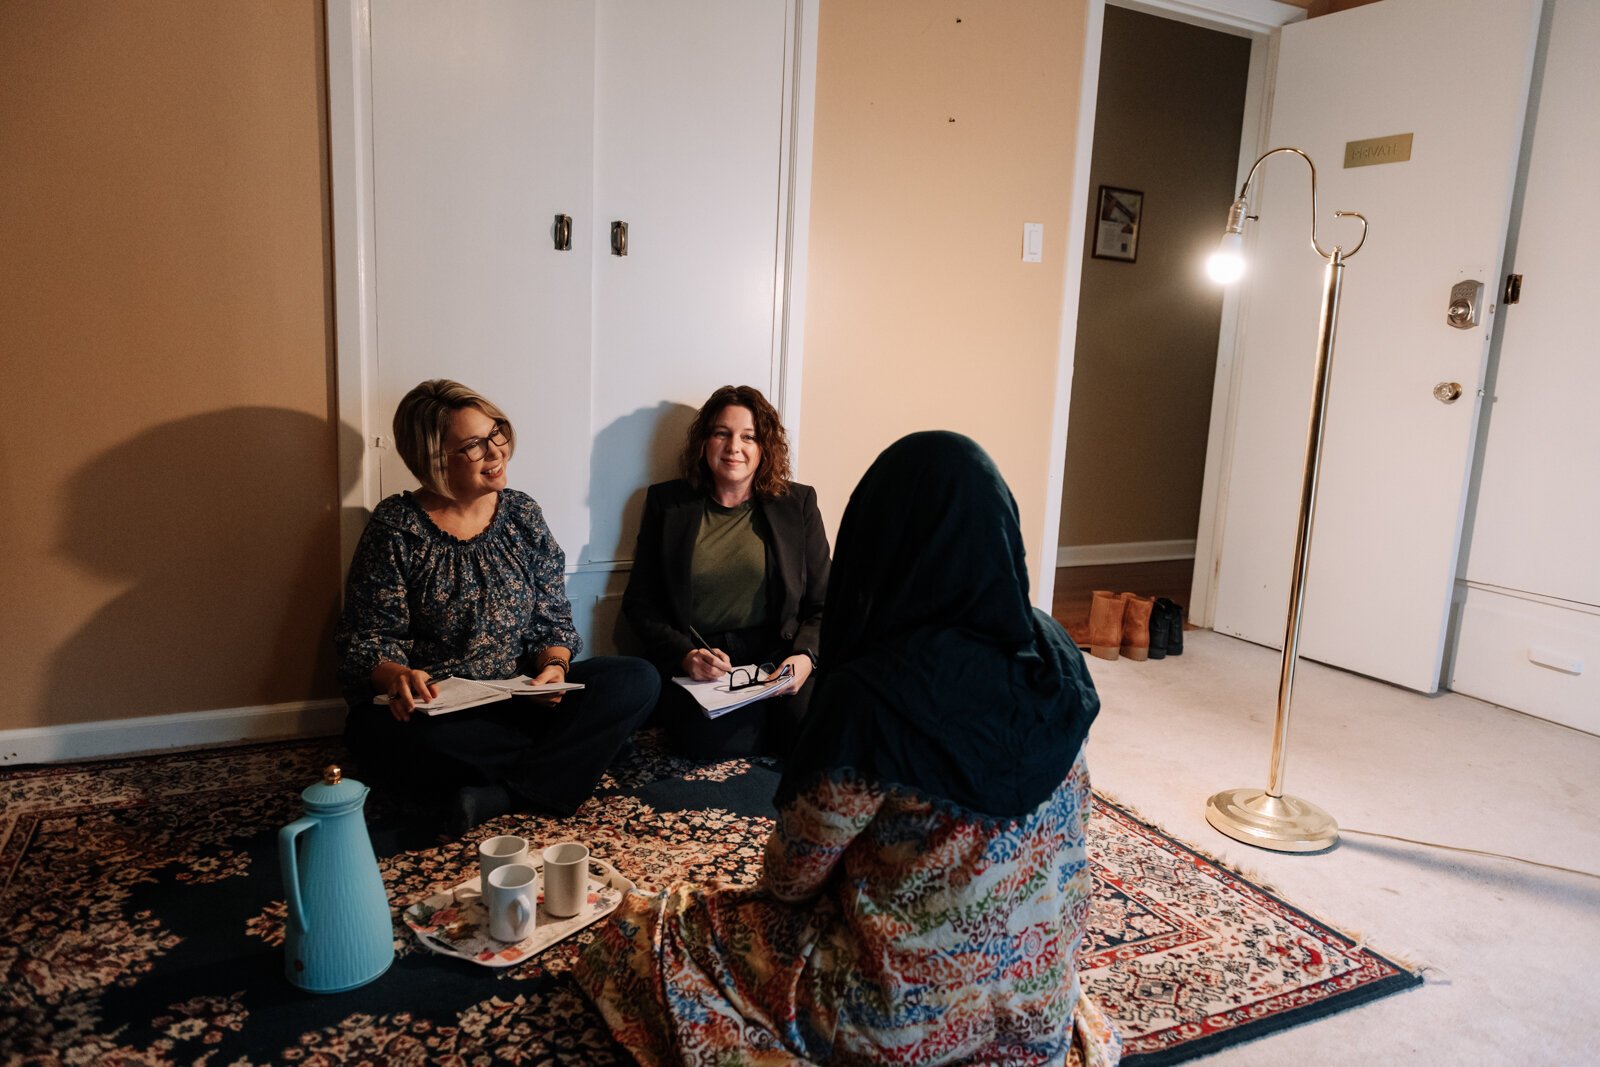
{"left": 1204, "top": 148, "right": 1367, "bottom": 853}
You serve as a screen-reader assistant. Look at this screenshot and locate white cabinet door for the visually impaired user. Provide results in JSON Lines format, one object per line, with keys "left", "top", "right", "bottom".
{"left": 585, "top": 0, "right": 789, "bottom": 566}
{"left": 369, "top": 0, "right": 597, "bottom": 558}
{"left": 366, "top": 0, "right": 790, "bottom": 571}
{"left": 1212, "top": 0, "right": 1542, "bottom": 692}
{"left": 1461, "top": 0, "right": 1600, "bottom": 610}
{"left": 1450, "top": 0, "right": 1600, "bottom": 733}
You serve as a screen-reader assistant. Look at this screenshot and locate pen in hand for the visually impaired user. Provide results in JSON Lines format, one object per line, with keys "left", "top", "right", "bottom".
{"left": 685, "top": 626, "right": 734, "bottom": 679}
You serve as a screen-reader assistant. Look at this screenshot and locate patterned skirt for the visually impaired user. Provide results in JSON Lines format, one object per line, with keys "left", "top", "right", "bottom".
{"left": 575, "top": 809, "right": 1122, "bottom": 1065}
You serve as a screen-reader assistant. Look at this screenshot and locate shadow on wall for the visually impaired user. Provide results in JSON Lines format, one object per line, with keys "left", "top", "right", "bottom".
{"left": 581, "top": 401, "right": 697, "bottom": 566}
{"left": 580, "top": 402, "right": 696, "bottom": 654}
{"left": 44, "top": 407, "right": 360, "bottom": 725}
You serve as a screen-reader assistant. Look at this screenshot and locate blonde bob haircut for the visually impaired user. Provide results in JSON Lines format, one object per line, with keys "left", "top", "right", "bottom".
{"left": 392, "top": 379, "right": 516, "bottom": 499}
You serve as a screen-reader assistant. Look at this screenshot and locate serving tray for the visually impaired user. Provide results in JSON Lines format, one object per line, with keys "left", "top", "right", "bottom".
{"left": 403, "top": 857, "right": 633, "bottom": 967}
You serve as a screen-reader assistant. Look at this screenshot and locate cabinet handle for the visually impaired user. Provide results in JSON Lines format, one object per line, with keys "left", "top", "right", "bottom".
{"left": 1527, "top": 646, "right": 1583, "bottom": 675}
{"left": 553, "top": 214, "right": 572, "bottom": 251}
{"left": 611, "top": 220, "right": 628, "bottom": 257}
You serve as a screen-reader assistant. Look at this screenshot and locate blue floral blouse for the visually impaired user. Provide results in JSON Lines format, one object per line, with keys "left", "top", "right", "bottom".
{"left": 335, "top": 490, "right": 581, "bottom": 700}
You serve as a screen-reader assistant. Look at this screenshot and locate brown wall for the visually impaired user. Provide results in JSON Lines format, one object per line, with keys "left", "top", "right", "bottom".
{"left": 799, "top": 0, "right": 1087, "bottom": 587}
{"left": 0, "top": 2, "right": 342, "bottom": 732}
{"left": 1058, "top": 8, "right": 1250, "bottom": 549}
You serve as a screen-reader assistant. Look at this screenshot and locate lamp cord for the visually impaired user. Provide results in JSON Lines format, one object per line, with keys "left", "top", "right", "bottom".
{"left": 1339, "top": 826, "right": 1600, "bottom": 882}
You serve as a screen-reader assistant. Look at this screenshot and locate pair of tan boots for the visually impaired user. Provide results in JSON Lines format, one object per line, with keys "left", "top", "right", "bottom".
{"left": 1086, "top": 590, "right": 1182, "bottom": 662}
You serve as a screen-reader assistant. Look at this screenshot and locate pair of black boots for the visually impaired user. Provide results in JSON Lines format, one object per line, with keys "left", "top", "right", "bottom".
{"left": 1148, "top": 598, "right": 1185, "bottom": 660}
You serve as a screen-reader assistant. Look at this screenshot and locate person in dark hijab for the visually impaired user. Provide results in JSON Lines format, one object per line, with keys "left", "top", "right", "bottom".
{"left": 576, "top": 431, "right": 1122, "bottom": 1066}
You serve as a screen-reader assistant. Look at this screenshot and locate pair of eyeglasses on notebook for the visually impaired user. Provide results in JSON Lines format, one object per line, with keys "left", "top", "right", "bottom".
{"left": 727, "top": 662, "right": 795, "bottom": 692}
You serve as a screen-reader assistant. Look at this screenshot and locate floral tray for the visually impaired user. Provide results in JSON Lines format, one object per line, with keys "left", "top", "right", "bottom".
{"left": 403, "top": 857, "right": 633, "bottom": 968}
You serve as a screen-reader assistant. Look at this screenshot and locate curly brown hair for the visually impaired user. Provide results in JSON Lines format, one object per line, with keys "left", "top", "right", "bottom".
{"left": 679, "top": 385, "right": 792, "bottom": 498}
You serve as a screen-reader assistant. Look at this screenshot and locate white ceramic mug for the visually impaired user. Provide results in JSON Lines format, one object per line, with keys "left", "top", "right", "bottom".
{"left": 485, "top": 863, "right": 538, "bottom": 942}
{"left": 541, "top": 841, "right": 590, "bottom": 918}
{"left": 478, "top": 834, "right": 529, "bottom": 885}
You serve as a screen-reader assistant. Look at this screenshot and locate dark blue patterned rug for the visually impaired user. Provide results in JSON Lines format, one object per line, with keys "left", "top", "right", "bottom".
{"left": 0, "top": 733, "right": 1418, "bottom": 1063}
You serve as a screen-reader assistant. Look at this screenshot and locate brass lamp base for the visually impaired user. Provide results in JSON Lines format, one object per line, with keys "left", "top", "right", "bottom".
{"left": 1205, "top": 788, "right": 1338, "bottom": 853}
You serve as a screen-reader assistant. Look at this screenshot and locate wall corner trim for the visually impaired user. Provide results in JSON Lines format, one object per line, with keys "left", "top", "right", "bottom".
{"left": 1115, "top": 0, "right": 1305, "bottom": 37}
{"left": 0, "top": 700, "right": 347, "bottom": 767}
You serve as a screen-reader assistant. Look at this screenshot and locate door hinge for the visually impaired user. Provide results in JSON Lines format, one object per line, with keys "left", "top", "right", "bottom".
{"left": 1502, "top": 273, "right": 1522, "bottom": 305}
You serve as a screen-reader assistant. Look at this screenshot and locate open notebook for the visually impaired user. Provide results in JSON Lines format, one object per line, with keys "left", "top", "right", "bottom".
{"left": 374, "top": 675, "right": 584, "bottom": 716}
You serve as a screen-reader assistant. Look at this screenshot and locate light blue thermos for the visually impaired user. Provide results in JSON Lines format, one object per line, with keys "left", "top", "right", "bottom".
{"left": 279, "top": 764, "right": 395, "bottom": 993}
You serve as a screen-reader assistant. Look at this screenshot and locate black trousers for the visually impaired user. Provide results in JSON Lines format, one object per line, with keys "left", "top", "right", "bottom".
{"left": 344, "top": 656, "right": 659, "bottom": 817}
{"left": 655, "top": 625, "right": 815, "bottom": 760}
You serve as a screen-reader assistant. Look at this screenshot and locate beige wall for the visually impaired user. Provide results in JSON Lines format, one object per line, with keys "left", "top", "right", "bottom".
{"left": 0, "top": 2, "right": 341, "bottom": 732}
{"left": 0, "top": 0, "right": 1313, "bottom": 742}
{"left": 1, "top": 0, "right": 1090, "bottom": 741}
{"left": 799, "top": 0, "right": 1087, "bottom": 588}
{"left": 1058, "top": 8, "right": 1250, "bottom": 549}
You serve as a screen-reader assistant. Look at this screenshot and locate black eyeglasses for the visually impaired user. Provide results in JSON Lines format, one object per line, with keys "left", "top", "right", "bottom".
{"left": 728, "top": 662, "right": 794, "bottom": 692}
{"left": 450, "top": 422, "right": 509, "bottom": 462}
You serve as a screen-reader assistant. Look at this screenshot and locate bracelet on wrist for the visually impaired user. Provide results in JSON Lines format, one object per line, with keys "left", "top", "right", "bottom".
{"left": 541, "top": 658, "right": 570, "bottom": 676}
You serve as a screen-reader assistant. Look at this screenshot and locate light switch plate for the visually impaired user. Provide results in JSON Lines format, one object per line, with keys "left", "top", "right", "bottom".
{"left": 1022, "top": 222, "right": 1043, "bottom": 263}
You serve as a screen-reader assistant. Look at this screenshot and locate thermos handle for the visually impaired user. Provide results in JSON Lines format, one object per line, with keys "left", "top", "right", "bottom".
{"left": 279, "top": 817, "right": 317, "bottom": 933}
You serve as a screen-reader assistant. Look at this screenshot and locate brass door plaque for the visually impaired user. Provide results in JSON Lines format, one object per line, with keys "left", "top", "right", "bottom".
{"left": 1344, "top": 133, "right": 1413, "bottom": 168}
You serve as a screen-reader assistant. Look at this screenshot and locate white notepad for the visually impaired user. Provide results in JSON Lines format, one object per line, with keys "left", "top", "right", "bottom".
{"left": 671, "top": 664, "right": 796, "bottom": 719}
{"left": 375, "top": 675, "right": 584, "bottom": 715}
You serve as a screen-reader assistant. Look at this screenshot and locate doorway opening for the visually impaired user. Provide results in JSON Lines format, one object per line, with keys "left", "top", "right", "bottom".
{"left": 1054, "top": 5, "right": 1251, "bottom": 636}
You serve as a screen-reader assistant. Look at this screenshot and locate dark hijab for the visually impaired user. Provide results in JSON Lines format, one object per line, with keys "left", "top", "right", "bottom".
{"left": 776, "top": 431, "right": 1100, "bottom": 819}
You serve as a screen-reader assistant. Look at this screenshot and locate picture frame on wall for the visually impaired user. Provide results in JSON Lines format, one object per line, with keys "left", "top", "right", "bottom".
{"left": 1093, "top": 185, "right": 1143, "bottom": 263}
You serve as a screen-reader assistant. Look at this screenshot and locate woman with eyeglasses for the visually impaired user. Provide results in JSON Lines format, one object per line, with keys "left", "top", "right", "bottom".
{"left": 336, "top": 379, "right": 659, "bottom": 833}
{"left": 579, "top": 431, "right": 1121, "bottom": 1066}
{"left": 622, "top": 384, "right": 830, "bottom": 759}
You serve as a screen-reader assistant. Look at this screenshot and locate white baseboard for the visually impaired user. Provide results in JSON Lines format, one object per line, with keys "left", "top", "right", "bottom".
{"left": 1056, "top": 540, "right": 1197, "bottom": 568}
{"left": 0, "top": 699, "right": 347, "bottom": 767}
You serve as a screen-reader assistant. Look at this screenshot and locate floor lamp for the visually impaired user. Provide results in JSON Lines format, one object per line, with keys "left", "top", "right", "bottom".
{"left": 1203, "top": 147, "right": 1367, "bottom": 853}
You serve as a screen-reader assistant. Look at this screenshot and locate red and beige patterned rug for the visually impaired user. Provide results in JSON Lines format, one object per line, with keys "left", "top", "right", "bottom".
{"left": 0, "top": 735, "right": 1419, "bottom": 1064}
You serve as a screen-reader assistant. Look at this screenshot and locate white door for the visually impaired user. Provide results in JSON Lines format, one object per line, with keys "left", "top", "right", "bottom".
{"left": 1212, "top": 0, "right": 1543, "bottom": 692}
{"left": 369, "top": 0, "right": 597, "bottom": 557}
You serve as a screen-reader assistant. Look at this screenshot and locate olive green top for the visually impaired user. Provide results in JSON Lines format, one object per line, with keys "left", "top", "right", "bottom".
{"left": 689, "top": 499, "right": 769, "bottom": 634}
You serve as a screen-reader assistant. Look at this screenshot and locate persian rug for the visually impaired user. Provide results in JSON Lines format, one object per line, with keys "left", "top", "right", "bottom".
{"left": 0, "top": 735, "right": 1420, "bottom": 1064}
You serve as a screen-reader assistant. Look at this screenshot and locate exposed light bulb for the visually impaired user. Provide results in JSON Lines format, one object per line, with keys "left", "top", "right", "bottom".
{"left": 1207, "top": 231, "right": 1246, "bottom": 284}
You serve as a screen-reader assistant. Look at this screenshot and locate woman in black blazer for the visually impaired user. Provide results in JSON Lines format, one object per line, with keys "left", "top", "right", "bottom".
{"left": 624, "top": 385, "right": 830, "bottom": 758}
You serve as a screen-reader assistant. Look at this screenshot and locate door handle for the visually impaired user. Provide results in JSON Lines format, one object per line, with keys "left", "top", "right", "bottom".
{"left": 611, "top": 220, "right": 628, "bottom": 257}
{"left": 553, "top": 214, "right": 572, "bottom": 251}
{"left": 1446, "top": 279, "right": 1484, "bottom": 329}
{"left": 1433, "top": 381, "right": 1463, "bottom": 404}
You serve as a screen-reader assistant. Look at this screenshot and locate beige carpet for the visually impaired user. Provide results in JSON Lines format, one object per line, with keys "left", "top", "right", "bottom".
{"left": 1081, "top": 630, "right": 1600, "bottom": 1065}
